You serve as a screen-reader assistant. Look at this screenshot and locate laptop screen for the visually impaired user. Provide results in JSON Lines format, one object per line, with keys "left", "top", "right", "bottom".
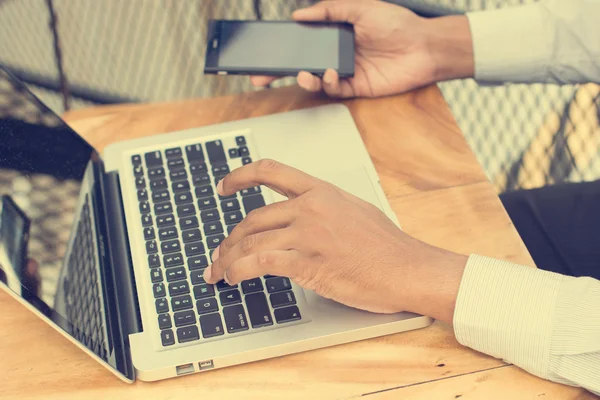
{"left": 0, "top": 67, "right": 122, "bottom": 372}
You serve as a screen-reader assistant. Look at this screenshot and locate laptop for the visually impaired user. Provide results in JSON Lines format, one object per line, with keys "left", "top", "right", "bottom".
{"left": 0, "top": 65, "right": 432, "bottom": 382}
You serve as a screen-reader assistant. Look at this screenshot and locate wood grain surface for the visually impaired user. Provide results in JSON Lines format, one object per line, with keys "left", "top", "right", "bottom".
{"left": 0, "top": 85, "right": 592, "bottom": 400}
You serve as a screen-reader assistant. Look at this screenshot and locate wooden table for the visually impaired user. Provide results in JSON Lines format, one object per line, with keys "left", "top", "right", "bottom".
{"left": 0, "top": 85, "right": 595, "bottom": 400}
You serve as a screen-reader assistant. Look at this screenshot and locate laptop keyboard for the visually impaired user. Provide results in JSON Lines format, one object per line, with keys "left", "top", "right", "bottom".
{"left": 64, "top": 194, "right": 108, "bottom": 359}
{"left": 131, "top": 135, "right": 302, "bottom": 347}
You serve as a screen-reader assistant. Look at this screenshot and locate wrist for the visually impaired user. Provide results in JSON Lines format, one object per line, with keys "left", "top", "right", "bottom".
{"left": 424, "top": 15, "right": 474, "bottom": 82}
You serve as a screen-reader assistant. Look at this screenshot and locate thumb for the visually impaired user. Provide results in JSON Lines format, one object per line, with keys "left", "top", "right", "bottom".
{"left": 292, "top": 0, "right": 365, "bottom": 23}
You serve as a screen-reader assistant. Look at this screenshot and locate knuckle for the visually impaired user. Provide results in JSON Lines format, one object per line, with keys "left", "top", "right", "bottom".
{"left": 256, "top": 158, "right": 280, "bottom": 175}
{"left": 241, "top": 234, "right": 258, "bottom": 254}
{"left": 255, "top": 251, "right": 274, "bottom": 269}
{"left": 301, "top": 192, "right": 322, "bottom": 213}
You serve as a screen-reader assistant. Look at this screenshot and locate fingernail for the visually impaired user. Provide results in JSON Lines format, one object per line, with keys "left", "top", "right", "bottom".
{"left": 323, "top": 71, "right": 333, "bottom": 84}
{"left": 212, "top": 246, "right": 220, "bottom": 261}
{"left": 217, "top": 179, "right": 224, "bottom": 194}
{"left": 223, "top": 271, "right": 230, "bottom": 284}
{"left": 203, "top": 266, "right": 212, "bottom": 282}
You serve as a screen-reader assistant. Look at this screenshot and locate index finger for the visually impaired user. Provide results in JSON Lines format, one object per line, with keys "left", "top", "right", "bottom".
{"left": 250, "top": 76, "right": 278, "bottom": 87}
{"left": 218, "top": 159, "right": 322, "bottom": 198}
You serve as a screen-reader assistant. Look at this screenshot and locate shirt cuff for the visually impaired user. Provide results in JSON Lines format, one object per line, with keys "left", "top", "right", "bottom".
{"left": 453, "top": 254, "right": 565, "bottom": 378}
{"left": 466, "top": 4, "right": 551, "bottom": 83}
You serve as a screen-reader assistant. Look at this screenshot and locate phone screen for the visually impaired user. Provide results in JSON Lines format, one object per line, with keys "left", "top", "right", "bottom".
{"left": 217, "top": 21, "right": 341, "bottom": 70}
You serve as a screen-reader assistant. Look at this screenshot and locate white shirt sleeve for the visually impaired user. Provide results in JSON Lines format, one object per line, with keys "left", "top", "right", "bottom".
{"left": 453, "top": 255, "right": 600, "bottom": 395}
{"left": 466, "top": 0, "right": 600, "bottom": 84}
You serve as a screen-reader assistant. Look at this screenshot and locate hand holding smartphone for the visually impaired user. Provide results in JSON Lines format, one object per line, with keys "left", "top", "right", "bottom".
{"left": 204, "top": 20, "right": 354, "bottom": 78}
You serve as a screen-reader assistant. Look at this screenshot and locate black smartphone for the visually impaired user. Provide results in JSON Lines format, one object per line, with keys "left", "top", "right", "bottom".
{"left": 204, "top": 20, "right": 354, "bottom": 78}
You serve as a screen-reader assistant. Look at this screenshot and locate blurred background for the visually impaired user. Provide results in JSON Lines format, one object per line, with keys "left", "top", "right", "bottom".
{"left": 1, "top": 0, "right": 599, "bottom": 195}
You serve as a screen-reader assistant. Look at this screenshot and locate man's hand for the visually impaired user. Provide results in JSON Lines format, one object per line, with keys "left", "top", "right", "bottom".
{"left": 204, "top": 160, "right": 468, "bottom": 323}
{"left": 251, "top": 0, "right": 474, "bottom": 98}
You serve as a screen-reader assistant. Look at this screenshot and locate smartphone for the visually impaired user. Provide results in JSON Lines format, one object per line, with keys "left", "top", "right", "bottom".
{"left": 204, "top": 20, "right": 354, "bottom": 78}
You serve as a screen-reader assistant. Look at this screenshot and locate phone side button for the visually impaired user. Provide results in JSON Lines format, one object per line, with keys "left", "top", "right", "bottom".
{"left": 217, "top": 71, "right": 228, "bottom": 76}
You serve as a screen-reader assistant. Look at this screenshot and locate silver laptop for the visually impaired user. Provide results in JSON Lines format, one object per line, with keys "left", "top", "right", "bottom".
{"left": 0, "top": 65, "right": 432, "bottom": 382}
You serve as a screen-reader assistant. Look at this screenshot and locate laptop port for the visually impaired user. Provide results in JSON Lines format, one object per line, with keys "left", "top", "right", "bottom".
{"left": 176, "top": 363, "right": 195, "bottom": 376}
{"left": 198, "top": 360, "right": 214, "bottom": 371}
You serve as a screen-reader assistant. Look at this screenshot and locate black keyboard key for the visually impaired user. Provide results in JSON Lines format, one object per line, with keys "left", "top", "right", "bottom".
{"left": 165, "top": 147, "right": 182, "bottom": 159}
{"left": 189, "top": 163, "right": 207, "bottom": 175}
{"left": 227, "top": 224, "right": 238, "bottom": 235}
{"left": 137, "top": 188, "right": 148, "bottom": 201}
{"left": 164, "top": 253, "right": 184, "bottom": 268}
{"left": 200, "top": 208, "right": 220, "bottom": 223}
{"left": 219, "top": 290, "right": 242, "bottom": 305}
{"left": 185, "top": 242, "right": 205, "bottom": 257}
{"left": 177, "top": 325, "right": 200, "bottom": 343}
{"left": 274, "top": 306, "right": 301, "bottom": 324}
{"left": 228, "top": 148, "right": 239, "bottom": 158}
{"left": 167, "top": 158, "right": 185, "bottom": 170}
{"left": 158, "top": 227, "right": 178, "bottom": 241}
{"left": 150, "top": 178, "right": 167, "bottom": 191}
{"left": 188, "top": 255, "right": 208, "bottom": 270}
{"left": 219, "top": 192, "right": 237, "bottom": 200}
{"left": 146, "top": 240, "right": 158, "bottom": 254}
{"left": 180, "top": 216, "right": 199, "bottom": 230}
{"left": 190, "top": 269, "right": 206, "bottom": 285}
{"left": 243, "top": 195, "right": 266, "bottom": 214}
{"left": 193, "top": 284, "right": 215, "bottom": 299}
{"left": 239, "top": 146, "right": 250, "bottom": 156}
{"left": 270, "top": 291, "right": 296, "bottom": 308}
{"left": 141, "top": 214, "right": 153, "bottom": 227}
{"left": 185, "top": 144, "right": 204, "bottom": 162}
{"left": 174, "top": 310, "right": 196, "bottom": 327}
{"left": 161, "top": 240, "right": 181, "bottom": 254}
{"left": 153, "top": 283, "right": 166, "bottom": 298}
{"left": 171, "top": 295, "right": 193, "bottom": 311}
{"left": 221, "top": 198, "right": 240, "bottom": 212}
{"left": 155, "top": 298, "right": 169, "bottom": 313}
{"left": 198, "top": 197, "right": 217, "bottom": 210}
{"left": 235, "top": 136, "right": 246, "bottom": 146}
{"left": 133, "top": 164, "right": 144, "bottom": 177}
{"left": 205, "top": 140, "right": 226, "bottom": 164}
{"left": 166, "top": 266, "right": 186, "bottom": 282}
{"left": 195, "top": 185, "right": 214, "bottom": 199}
{"left": 135, "top": 177, "right": 146, "bottom": 189}
{"left": 245, "top": 292, "right": 274, "bottom": 328}
{"left": 168, "top": 281, "right": 190, "bottom": 296}
{"left": 240, "top": 186, "right": 261, "bottom": 196}
{"left": 177, "top": 204, "right": 196, "bottom": 217}
{"left": 242, "top": 157, "right": 252, "bottom": 165}
{"left": 170, "top": 169, "right": 187, "bottom": 181}
{"left": 266, "top": 277, "right": 293, "bottom": 293}
{"left": 132, "top": 154, "right": 142, "bottom": 165}
{"left": 152, "top": 190, "right": 170, "bottom": 202}
{"left": 214, "top": 175, "right": 225, "bottom": 187}
{"left": 192, "top": 174, "right": 211, "bottom": 187}
{"left": 223, "top": 305, "right": 249, "bottom": 333}
{"left": 182, "top": 228, "right": 202, "bottom": 243}
{"left": 150, "top": 268, "right": 163, "bottom": 283}
{"left": 148, "top": 166, "right": 165, "bottom": 180}
{"left": 224, "top": 210, "right": 243, "bottom": 225}
{"left": 204, "top": 221, "right": 223, "bottom": 236}
{"left": 157, "top": 214, "right": 176, "bottom": 227}
{"left": 217, "top": 280, "right": 238, "bottom": 291}
{"left": 196, "top": 298, "right": 218, "bottom": 314}
{"left": 207, "top": 234, "right": 225, "bottom": 249}
{"left": 241, "top": 278, "right": 263, "bottom": 294}
{"left": 145, "top": 151, "right": 163, "bottom": 167}
{"left": 161, "top": 329, "right": 175, "bottom": 346}
{"left": 212, "top": 164, "right": 230, "bottom": 175}
{"left": 200, "top": 313, "right": 224, "bottom": 338}
{"left": 148, "top": 254, "right": 160, "bottom": 268}
{"left": 172, "top": 181, "right": 190, "bottom": 192}
{"left": 139, "top": 201, "right": 150, "bottom": 213}
{"left": 143, "top": 227, "right": 155, "bottom": 240}
{"left": 158, "top": 313, "right": 172, "bottom": 329}
{"left": 175, "top": 191, "right": 193, "bottom": 205}
{"left": 154, "top": 202, "right": 173, "bottom": 215}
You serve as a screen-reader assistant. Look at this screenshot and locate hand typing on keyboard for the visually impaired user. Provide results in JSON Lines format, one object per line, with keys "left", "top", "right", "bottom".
{"left": 203, "top": 159, "right": 469, "bottom": 324}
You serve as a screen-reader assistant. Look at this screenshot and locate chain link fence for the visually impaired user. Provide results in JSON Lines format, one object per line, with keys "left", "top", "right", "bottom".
{"left": 0, "top": 0, "right": 599, "bottom": 193}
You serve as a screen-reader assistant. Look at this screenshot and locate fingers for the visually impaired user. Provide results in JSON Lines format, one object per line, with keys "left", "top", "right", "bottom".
{"left": 217, "top": 159, "right": 323, "bottom": 198}
{"left": 297, "top": 69, "right": 355, "bottom": 99}
{"left": 205, "top": 230, "right": 297, "bottom": 284}
{"left": 250, "top": 76, "right": 277, "bottom": 87}
{"left": 293, "top": 0, "right": 366, "bottom": 23}
{"left": 297, "top": 71, "right": 322, "bottom": 92}
{"left": 223, "top": 250, "right": 300, "bottom": 284}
